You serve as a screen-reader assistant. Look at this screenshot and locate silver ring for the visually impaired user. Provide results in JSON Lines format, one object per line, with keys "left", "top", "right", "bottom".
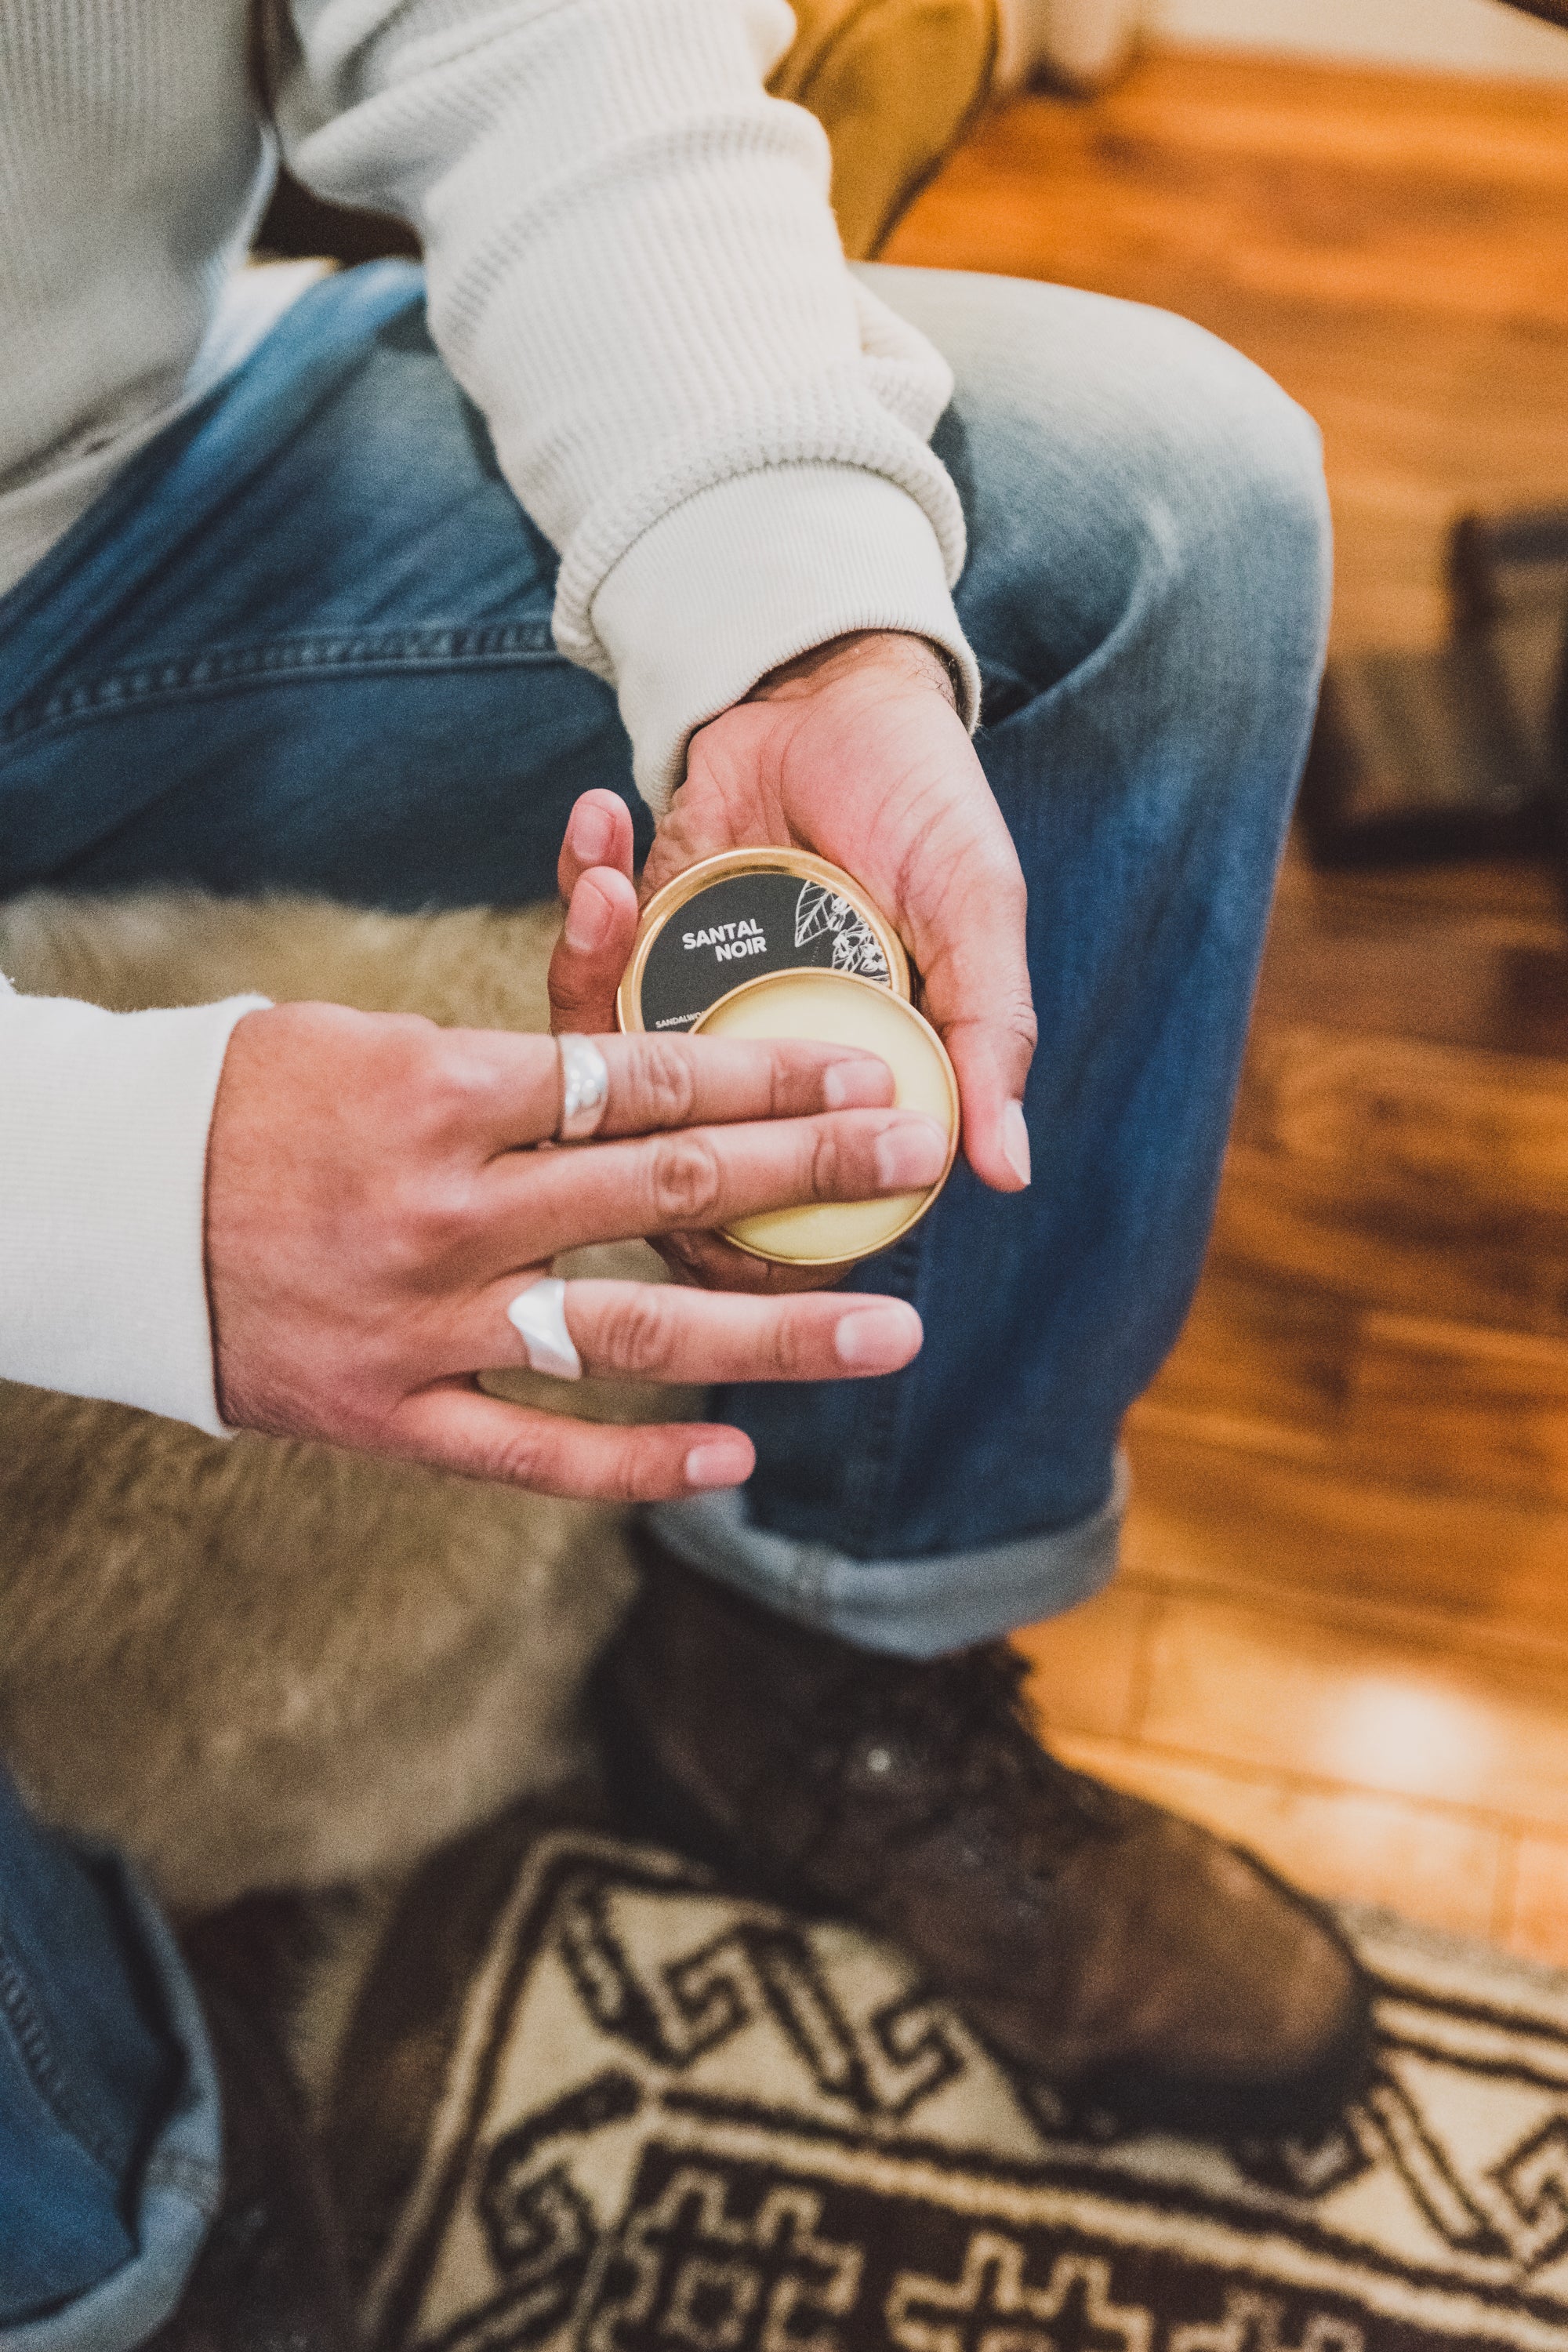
{"left": 557, "top": 1034, "right": 610, "bottom": 1142}
{"left": 506, "top": 1277, "right": 582, "bottom": 1381}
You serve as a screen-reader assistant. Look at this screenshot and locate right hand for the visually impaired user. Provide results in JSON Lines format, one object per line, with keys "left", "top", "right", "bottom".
{"left": 205, "top": 999, "right": 946, "bottom": 1500}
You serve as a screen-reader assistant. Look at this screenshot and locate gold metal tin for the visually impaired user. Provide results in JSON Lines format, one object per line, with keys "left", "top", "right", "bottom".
{"left": 690, "top": 967, "right": 960, "bottom": 1267}
{"left": 615, "top": 848, "right": 909, "bottom": 1036}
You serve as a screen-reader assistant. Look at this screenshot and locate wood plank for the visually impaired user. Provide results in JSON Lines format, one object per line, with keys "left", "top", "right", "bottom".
{"left": 1123, "top": 1422, "right": 1568, "bottom": 1630}
{"left": 1348, "top": 1312, "right": 1568, "bottom": 1503}
{"left": 1233, "top": 1024, "right": 1568, "bottom": 1211}
{"left": 1050, "top": 1732, "right": 1508, "bottom": 1944}
{"left": 1210, "top": 1023, "right": 1568, "bottom": 1336}
{"left": 1137, "top": 1590, "right": 1568, "bottom": 1830}
{"left": 1273, "top": 844, "right": 1567, "bottom": 928}
{"left": 1211, "top": 1148, "right": 1568, "bottom": 1339}
{"left": 1138, "top": 1276, "right": 1356, "bottom": 1468}
{"left": 1501, "top": 1829, "right": 1568, "bottom": 1966}
{"left": 1253, "top": 894, "right": 1568, "bottom": 1060}
{"left": 1011, "top": 1582, "right": 1156, "bottom": 1742}
{"left": 1141, "top": 1274, "right": 1568, "bottom": 1508}
{"left": 887, "top": 58, "right": 1568, "bottom": 332}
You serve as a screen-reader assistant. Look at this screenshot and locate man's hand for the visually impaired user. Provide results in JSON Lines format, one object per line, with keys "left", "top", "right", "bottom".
{"left": 550, "top": 631, "right": 1035, "bottom": 1289}
{"left": 205, "top": 1003, "right": 943, "bottom": 1497}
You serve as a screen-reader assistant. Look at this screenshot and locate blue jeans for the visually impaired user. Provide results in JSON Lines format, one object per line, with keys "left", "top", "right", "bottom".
{"left": 0, "top": 1777, "right": 220, "bottom": 2343}
{"left": 0, "top": 259, "right": 1327, "bottom": 2335}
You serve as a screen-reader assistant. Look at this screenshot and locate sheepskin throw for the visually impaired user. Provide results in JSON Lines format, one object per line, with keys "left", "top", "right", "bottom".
{"left": 0, "top": 890, "right": 673, "bottom": 1911}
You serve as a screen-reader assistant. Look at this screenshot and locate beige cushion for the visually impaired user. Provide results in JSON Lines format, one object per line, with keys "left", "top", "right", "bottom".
{"left": 773, "top": 0, "right": 998, "bottom": 257}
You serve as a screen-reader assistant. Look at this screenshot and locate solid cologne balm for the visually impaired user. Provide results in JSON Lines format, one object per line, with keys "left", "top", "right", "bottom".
{"left": 691, "top": 968, "right": 960, "bottom": 1266}
{"left": 616, "top": 848, "right": 908, "bottom": 1036}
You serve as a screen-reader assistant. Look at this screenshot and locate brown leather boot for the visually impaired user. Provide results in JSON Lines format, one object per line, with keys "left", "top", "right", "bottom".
{"left": 595, "top": 1541, "right": 1374, "bottom": 2141}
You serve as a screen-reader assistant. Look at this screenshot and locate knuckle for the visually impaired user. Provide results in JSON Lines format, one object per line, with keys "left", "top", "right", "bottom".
{"left": 426, "top": 1045, "right": 504, "bottom": 1128}
{"left": 546, "top": 951, "right": 590, "bottom": 1011}
{"left": 610, "top": 1436, "right": 663, "bottom": 1504}
{"left": 379, "top": 1012, "right": 445, "bottom": 1080}
{"left": 649, "top": 1133, "right": 724, "bottom": 1226}
{"left": 636, "top": 1037, "right": 699, "bottom": 1129}
{"left": 967, "top": 852, "right": 1028, "bottom": 932}
{"left": 768, "top": 1046, "right": 804, "bottom": 1119}
{"left": 392, "top": 1033, "right": 501, "bottom": 1147}
{"left": 1007, "top": 999, "right": 1040, "bottom": 1057}
{"left": 383, "top": 1168, "right": 482, "bottom": 1270}
{"left": 808, "top": 1120, "right": 847, "bottom": 1201}
{"left": 491, "top": 1428, "right": 552, "bottom": 1486}
{"left": 599, "top": 1289, "right": 676, "bottom": 1376}
{"left": 766, "top": 1311, "right": 808, "bottom": 1377}
{"left": 991, "top": 845, "right": 1029, "bottom": 898}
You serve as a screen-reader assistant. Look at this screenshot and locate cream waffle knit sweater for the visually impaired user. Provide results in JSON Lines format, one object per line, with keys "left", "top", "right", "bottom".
{"left": 0, "top": 0, "right": 978, "bottom": 1434}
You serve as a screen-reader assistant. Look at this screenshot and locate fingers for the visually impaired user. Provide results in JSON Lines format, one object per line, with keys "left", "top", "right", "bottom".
{"left": 389, "top": 1383, "right": 757, "bottom": 1501}
{"left": 548, "top": 866, "right": 639, "bottom": 1036}
{"left": 557, "top": 790, "right": 635, "bottom": 903}
{"left": 483, "top": 1277, "right": 923, "bottom": 1385}
{"left": 477, "top": 1029, "right": 894, "bottom": 1154}
{"left": 654, "top": 1229, "right": 857, "bottom": 1294}
{"left": 942, "top": 1011, "right": 1036, "bottom": 1196}
{"left": 483, "top": 1104, "right": 949, "bottom": 1258}
{"left": 908, "top": 818, "right": 1037, "bottom": 1195}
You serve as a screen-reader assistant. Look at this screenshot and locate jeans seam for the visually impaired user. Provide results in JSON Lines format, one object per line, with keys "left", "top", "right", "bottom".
{"left": 0, "top": 1934, "right": 120, "bottom": 2175}
{"left": 0, "top": 621, "right": 561, "bottom": 746}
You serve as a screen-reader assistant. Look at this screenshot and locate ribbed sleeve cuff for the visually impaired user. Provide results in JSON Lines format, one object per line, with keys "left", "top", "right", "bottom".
{"left": 590, "top": 463, "right": 982, "bottom": 811}
{"left": 0, "top": 991, "right": 268, "bottom": 1432}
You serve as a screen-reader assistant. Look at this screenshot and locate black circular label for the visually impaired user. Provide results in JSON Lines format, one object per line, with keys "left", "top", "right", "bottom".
{"left": 637, "top": 871, "right": 893, "bottom": 1033}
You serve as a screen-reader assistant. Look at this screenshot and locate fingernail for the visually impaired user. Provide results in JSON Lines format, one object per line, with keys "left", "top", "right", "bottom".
{"left": 1003, "top": 1099, "right": 1032, "bottom": 1188}
{"left": 572, "top": 802, "right": 615, "bottom": 862}
{"left": 564, "top": 878, "right": 613, "bottom": 953}
{"left": 685, "top": 1439, "right": 753, "bottom": 1489}
{"left": 822, "top": 1056, "right": 891, "bottom": 1109}
{"left": 835, "top": 1301, "right": 922, "bottom": 1371}
{"left": 876, "top": 1118, "right": 949, "bottom": 1192}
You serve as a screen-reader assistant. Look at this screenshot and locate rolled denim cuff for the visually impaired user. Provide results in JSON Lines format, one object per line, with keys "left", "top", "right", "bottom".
{"left": 644, "top": 1452, "right": 1129, "bottom": 1659}
{"left": 0, "top": 1864, "right": 222, "bottom": 2352}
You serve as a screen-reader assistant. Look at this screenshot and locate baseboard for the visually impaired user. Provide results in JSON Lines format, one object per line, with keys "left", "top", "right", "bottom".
{"left": 1148, "top": 0, "right": 1568, "bottom": 80}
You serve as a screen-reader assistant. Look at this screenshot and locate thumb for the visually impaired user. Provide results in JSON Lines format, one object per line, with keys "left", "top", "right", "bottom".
{"left": 549, "top": 867, "right": 639, "bottom": 1037}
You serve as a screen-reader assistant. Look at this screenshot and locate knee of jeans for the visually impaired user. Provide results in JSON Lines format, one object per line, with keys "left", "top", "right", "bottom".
{"left": 913, "top": 275, "right": 1331, "bottom": 689}
{"left": 1148, "top": 322, "right": 1330, "bottom": 644}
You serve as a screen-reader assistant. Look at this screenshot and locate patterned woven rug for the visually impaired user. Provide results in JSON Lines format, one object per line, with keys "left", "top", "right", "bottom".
{"left": 321, "top": 1803, "right": 1568, "bottom": 2352}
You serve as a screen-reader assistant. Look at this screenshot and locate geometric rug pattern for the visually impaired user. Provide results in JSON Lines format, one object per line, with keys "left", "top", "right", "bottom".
{"left": 323, "top": 1816, "right": 1568, "bottom": 2352}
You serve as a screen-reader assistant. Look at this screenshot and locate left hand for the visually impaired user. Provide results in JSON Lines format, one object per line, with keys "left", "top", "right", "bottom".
{"left": 547, "top": 630, "right": 1036, "bottom": 1286}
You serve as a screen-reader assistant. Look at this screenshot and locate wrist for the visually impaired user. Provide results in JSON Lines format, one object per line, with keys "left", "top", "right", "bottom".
{"left": 745, "top": 630, "right": 960, "bottom": 714}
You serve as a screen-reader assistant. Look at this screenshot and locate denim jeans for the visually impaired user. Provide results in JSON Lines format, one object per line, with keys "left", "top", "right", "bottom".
{"left": 0, "top": 1775, "right": 220, "bottom": 2342}
{"left": 0, "top": 257, "right": 1327, "bottom": 2335}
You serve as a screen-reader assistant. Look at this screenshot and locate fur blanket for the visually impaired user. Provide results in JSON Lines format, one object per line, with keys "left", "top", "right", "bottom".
{"left": 0, "top": 891, "right": 675, "bottom": 1914}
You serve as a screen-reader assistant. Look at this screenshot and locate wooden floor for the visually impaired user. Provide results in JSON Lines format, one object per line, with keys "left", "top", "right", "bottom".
{"left": 886, "top": 50, "right": 1568, "bottom": 1962}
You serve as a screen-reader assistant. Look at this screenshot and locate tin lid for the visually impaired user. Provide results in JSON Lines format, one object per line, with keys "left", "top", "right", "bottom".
{"left": 690, "top": 967, "right": 959, "bottom": 1268}
{"left": 615, "top": 848, "right": 909, "bottom": 1036}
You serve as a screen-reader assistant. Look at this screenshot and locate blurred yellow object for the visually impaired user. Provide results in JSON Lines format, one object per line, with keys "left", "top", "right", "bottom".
{"left": 257, "top": 0, "right": 997, "bottom": 272}
{"left": 771, "top": 0, "right": 998, "bottom": 256}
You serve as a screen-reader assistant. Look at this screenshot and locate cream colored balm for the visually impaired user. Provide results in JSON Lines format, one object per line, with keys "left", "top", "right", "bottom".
{"left": 691, "top": 969, "right": 960, "bottom": 1265}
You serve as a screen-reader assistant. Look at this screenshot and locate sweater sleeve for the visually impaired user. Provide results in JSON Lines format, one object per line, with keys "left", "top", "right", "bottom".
{"left": 274, "top": 0, "right": 980, "bottom": 808}
{"left": 0, "top": 978, "right": 267, "bottom": 1432}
